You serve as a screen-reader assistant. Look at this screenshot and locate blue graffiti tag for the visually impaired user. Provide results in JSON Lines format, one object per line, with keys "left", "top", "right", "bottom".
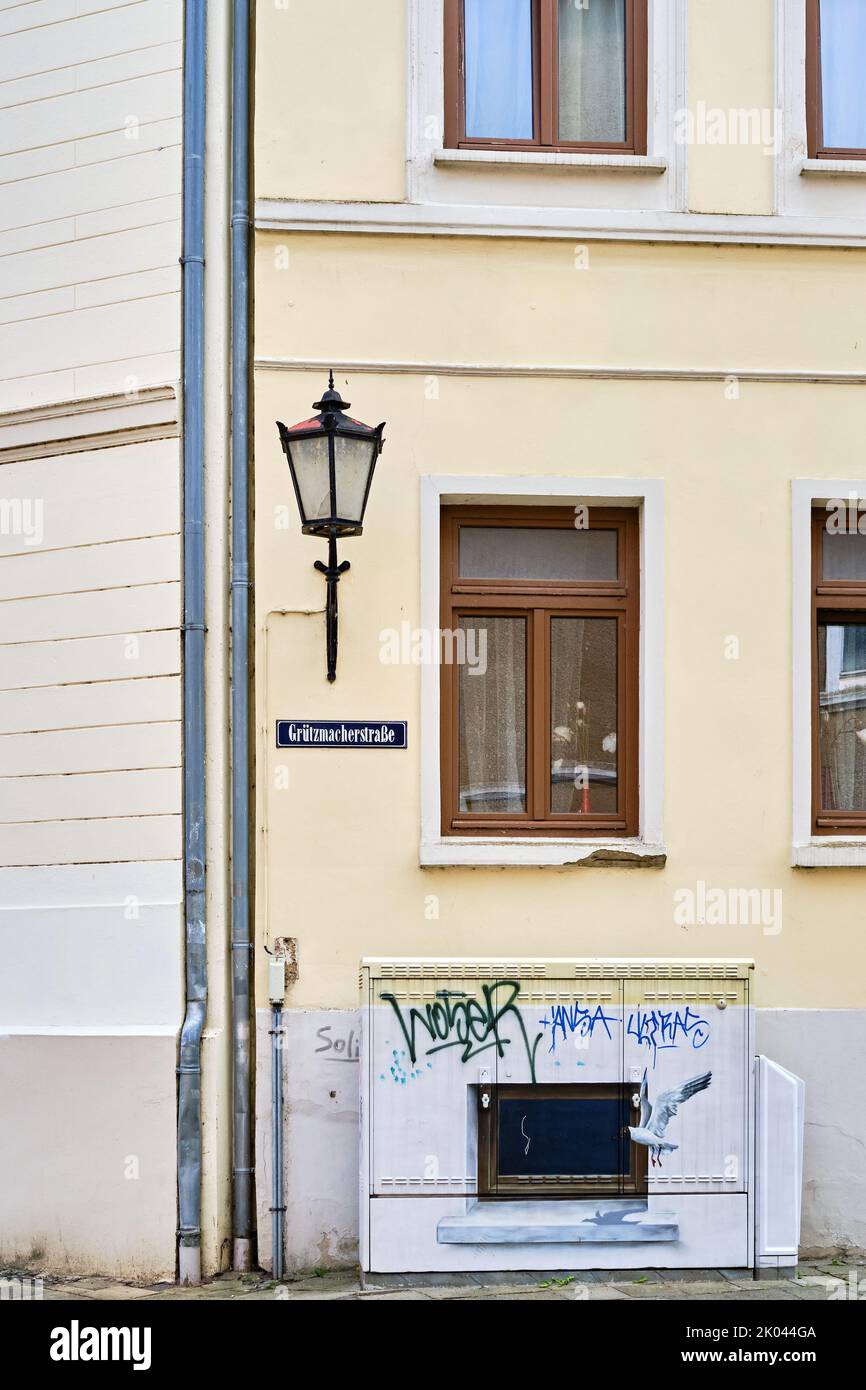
{"left": 538, "top": 1002, "right": 620, "bottom": 1054}
{"left": 626, "top": 1007, "right": 711, "bottom": 1066}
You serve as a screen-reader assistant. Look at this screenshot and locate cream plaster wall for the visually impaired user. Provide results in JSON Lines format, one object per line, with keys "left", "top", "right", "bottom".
{"left": 254, "top": 0, "right": 406, "bottom": 204}
{"left": 254, "top": 231, "right": 866, "bottom": 1015}
{"left": 687, "top": 0, "right": 777, "bottom": 216}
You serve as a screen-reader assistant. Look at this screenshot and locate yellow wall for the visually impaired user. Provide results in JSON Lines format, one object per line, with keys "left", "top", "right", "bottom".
{"left": 254, "top": 0, "right": 406, "bottom": 203}
{"left": 254, "top": 231, "right": 866, "bottom": 1013}
{"left": 687, "top": 0, "right": 777, "bottom": 215}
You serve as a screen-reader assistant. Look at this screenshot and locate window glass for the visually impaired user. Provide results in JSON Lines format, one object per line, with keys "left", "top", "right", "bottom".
{"left": 459, "top": 526, "right": 618, "bottom": 581}
{"left": 822, "top": 528, "right": 866, "bottom": 581}
{"left": 550, "top": 617, "right": 618, "bottom": 814}
{"left": 558, "top": 0, "right": 627, "bottom": 143}
{"left": 817, "top": 621, "right": 866, "bottom": 812}
{"left": 464, "top": 0, "right": 534, "bottom": 140}
{"left": 498, "top": 1095, "right": 627, "bottom": 1177}
{"left": 820, "top": 0, "right": 866, "bottom": 149}
{"left": 458, "top": 616, "right": 527, "bottom": 813}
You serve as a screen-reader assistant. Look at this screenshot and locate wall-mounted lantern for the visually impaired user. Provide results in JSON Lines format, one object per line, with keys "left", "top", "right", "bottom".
{"left": 277, "top": 373, "right": 385, "bottom": 682}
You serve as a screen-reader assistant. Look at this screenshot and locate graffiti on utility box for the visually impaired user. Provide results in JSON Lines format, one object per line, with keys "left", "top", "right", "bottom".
{"left": 379, "top": 982, "right": 713, "bottom": 1083}
{"left": 380, "top": 979, "right": 544, "bottom": 1082}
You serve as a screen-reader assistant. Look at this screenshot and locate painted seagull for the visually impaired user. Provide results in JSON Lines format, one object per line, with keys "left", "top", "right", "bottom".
{"left": 628, "top": 1069, "right": 712, "bottom": 1167}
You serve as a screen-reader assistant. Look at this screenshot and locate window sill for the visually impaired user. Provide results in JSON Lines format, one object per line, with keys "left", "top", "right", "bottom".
{"left": 432, "top": 148, "right": 668, "bottom": 176}
{"left": 792, "top": 838, "right": 866, "bottom": 868}
{"left": 420, "top": 837, "right": 667, "bottom": 869}
{"left": 799, "top": 158, "right": 866, "bottom": 178}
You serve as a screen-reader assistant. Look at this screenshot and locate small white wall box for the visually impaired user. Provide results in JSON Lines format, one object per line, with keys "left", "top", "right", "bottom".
{"left": 359, "top": 958, "right": 805, "bottom": 1274}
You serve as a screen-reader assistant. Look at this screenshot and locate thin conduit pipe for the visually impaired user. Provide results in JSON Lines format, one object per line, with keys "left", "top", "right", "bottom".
{"left": 177, "top": 0, "right": 207, "bottom": 1287}
{"left": 230, "top": 0, "right": 254, "bottom": 1269}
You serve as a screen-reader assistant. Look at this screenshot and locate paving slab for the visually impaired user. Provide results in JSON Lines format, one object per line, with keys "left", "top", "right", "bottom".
{"left": 9, "top": 1258, "right": 866, "bottom": 1302}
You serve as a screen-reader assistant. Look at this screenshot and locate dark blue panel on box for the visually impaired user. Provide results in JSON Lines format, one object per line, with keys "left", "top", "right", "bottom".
{"left": 498, "top": 1097, "right": 627, "bottom": 1177}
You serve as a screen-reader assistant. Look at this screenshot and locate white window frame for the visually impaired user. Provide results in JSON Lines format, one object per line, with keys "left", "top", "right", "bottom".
{"left": 419, "top": 475, "right": 664, "bottom": 867}
{"left": 408, "top": 0, "right": 686, "bottom": 217}
{"left": 776, "top": 0, "right": 866, "bottom": 221}
{"left": 792, "top": 479, "right": 866, "bottom": 867}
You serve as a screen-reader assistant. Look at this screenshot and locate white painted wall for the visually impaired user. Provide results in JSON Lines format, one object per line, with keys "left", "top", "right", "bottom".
{"left": 0, "top": 0, "right": 184, "bottom": 1279}
{"left": 0, "top": 0, "right": 182, "bottom": 410}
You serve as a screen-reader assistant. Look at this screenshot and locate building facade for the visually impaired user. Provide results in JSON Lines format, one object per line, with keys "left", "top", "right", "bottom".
{"left": 252, "top": 0, "right": 866, "bottom": 1272}
{"left": 1, "top": 0, "right": 865, "bottom": 1281}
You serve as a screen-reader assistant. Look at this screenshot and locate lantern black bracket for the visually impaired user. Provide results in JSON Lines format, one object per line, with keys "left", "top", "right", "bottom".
{"left": 277, "top": 371, "right": 385, "bottom": 685}
{"left": 314, "top": 532, "right": 350, "bottom": 683}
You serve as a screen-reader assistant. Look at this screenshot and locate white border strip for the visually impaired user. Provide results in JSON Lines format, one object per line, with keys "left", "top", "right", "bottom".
{"left": 419, "top": 475, "right": 664, "bottom": 867}
{"left": 255, "top": 198, "right": 866, "bottom": 248}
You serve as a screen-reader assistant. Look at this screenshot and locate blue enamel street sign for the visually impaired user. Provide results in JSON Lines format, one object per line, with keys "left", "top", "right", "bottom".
{"left": 276, "top": 720, "right": 408, "bottom": 749}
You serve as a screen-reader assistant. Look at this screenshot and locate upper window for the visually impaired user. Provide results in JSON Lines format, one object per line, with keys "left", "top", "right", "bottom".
{"left": 443, "top": 0, "right": 648, "bottom": 153}
{"left": 812, "top": 509, "right": 866, "bottom": 833}
{"left": 806, "top": 0, "right": 866, "bottom": 158}
{"left": 440, "top": 506, "right": 640, "bottom": 838}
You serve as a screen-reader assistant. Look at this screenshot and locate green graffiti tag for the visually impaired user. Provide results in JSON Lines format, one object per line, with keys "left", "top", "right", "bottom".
{"left": 380, "top": 979, "right": 543, "bottom": 1083}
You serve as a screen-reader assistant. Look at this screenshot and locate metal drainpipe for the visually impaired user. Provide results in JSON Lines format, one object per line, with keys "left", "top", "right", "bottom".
{"left": 270, "top": 1000, "right": 285, "bottom": 1280}
{"left": 230, "top": 0, "right": 254, "bottom": 1271}
{"left": 177, "top": 0, "right": 207, "bottom": 1287}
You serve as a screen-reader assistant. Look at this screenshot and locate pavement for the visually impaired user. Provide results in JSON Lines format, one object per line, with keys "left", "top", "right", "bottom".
{"left": 3, "top": 1258, "right": 863, "bottom": 1301}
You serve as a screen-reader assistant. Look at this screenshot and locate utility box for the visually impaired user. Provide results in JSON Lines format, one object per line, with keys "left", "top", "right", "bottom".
{"left": 360, "top": 957, "right": 803, "bottom": 1274}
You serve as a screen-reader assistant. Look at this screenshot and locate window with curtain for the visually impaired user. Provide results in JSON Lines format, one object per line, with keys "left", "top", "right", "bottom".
{"left": 444, "top": 0, "right": 648, "bottom": 153}
{"left": 807, "top": 0, "right": 866, "bottom": 157}
{"left": 813, "top": 512, "right": 866, "bottom": 832}
{"left": 440, "top": 506, "right": 640, "bottom": 837}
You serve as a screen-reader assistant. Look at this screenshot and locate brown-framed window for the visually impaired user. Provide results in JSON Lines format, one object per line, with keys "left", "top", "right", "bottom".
{"left": 440, "top": 506, "right": 640, "bottom": 837}
{"left": 812, "top": 509, "right": 866, "bottom": 833}
{"left": 443, "top": 0, "right": 648, "bottom": 154}
{"left": 806, "top": 0, "right": 866, "bottom": 159}
{"left": 477, "top": 1083, "right": 647, "bottom": 1199}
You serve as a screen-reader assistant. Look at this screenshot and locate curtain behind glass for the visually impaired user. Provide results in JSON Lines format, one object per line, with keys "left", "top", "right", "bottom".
{"left": 558, "top": 0, "right": 626, "bottom": 143}
{"left": 820, "top": 0, "right": 866, "bottom": 148}
{"left": 464, "top": 0, "right": 534, "bottom": 139}
{"left": 459, "top": 617, "right": 526, "bottom": 813}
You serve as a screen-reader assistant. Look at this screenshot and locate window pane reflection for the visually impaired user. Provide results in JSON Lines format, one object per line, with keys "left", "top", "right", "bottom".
{"left": 464, "top": 0, "right": 534, "bottom": 140}
{"left": 550, "top": 617, "right": 618, "bottom": 814}
{"left": 818, "top": 622, "right": 866, "bottom": 812}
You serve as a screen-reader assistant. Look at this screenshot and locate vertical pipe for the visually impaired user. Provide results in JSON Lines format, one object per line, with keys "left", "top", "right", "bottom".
{"left": 271, "top": 1005, "right": 285, "bottom": 1280}
{"left": 230, "top": 0, "right": 254, "bottom": 1270}
{"left": 177, "top": 0, "right": 207, "bottom": 1286}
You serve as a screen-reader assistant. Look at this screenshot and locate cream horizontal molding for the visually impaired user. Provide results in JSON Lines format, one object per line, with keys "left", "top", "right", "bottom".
{"left": 255, "top": 199, "right": 866, "bottom": 248}
{"left": 0, "top": 385, "right": 179, "bottom": 465}
{"left": 256, "top": 357, "right": 866, "bottom": 387}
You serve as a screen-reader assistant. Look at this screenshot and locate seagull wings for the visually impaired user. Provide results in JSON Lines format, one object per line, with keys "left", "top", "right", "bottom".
{"left": 645, "top": 1071, "right": 712, "bottom": 1139}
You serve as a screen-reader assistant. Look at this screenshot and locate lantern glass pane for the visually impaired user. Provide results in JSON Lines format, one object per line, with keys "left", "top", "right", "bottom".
{"left": 333, "top": 435, "right": 377, "bottom": 524}
{"left": 290, "top": 434, "right": 332, "bottom": 524}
